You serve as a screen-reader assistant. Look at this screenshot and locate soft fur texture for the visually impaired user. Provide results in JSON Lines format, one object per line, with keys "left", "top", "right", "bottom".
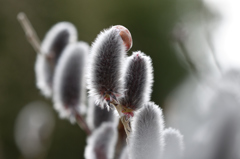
{"left": 84, "top": 122, "right": 118, "bottom": 159}
{"left": 86, "top": 96, "right": 119, "bottom": 130}
{"left": 119, "top": 146, "right": 129, "bottom": 159}
{"left": 35, "top": 22, "right": 77, "bottom": 97}
{"left": 87, "top": 26, "right": 126, "bottom": 108}
{"left": 53, "top": 42, "right": 89, "bottom": 122}
{"left": 129, "top": 102, "right": 164, "bottom": 159}
{"left": 120, "top": 51, "right": 153, "bottom": 110}
{"left": 163, "top": 128, "right": 184, "bottom": 159}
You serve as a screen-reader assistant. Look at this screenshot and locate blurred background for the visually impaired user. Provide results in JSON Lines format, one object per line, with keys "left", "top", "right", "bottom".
{"left": 0, "top": 0, "right": 227, "bottom": 158}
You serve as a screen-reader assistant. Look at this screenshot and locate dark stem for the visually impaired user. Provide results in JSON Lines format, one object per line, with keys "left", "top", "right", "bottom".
{"left": 114, "top": 120, "right": 127, "bottom": 159}
{"left": 75, "top": 113, "right": 92, "bottom": 136}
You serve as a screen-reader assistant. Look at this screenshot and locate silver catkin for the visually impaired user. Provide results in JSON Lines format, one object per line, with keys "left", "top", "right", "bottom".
{"left": 86, "top": 96, "right": 119, "bottom": 130}
{"left": 87, "top": 26, "right": 127, "bottom": 108}
{"left": 53, "top": 42, "right": 89, "bottom": 122}
{"left": 120, "top": 51, "right": 153, "bottom": 111}
{"left": 129, "top": 102, "right": 164, "bottom": 159}
{"left": 84, "top": 122, "right": 118, "bottom": 159}
{"left": 35, "top": 22, "right": 77, "bottom": 97}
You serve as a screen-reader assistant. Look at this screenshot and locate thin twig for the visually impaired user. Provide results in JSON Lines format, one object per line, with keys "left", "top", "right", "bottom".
{"left": 114, "top": 120, "right": 127, "bottom": 158}
{"left": 205, "top": 31, "right": 222, "bottom": 74}
{"left": 75, "top": 113, "right": 92, "bottom": 136}
{"left": 17, "top": 12, "right": 42, "bottom": 54}
{"left": 178, "top": 41, "right": 198, "bottom": 75}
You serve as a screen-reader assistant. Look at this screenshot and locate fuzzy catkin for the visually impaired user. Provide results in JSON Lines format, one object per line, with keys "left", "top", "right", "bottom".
{"left": 129, "top": 102, "right": 164, "bottom": 159}
{"left": 119, "top": 146, "right": 129, "bottom": 159}
{"left": 163, "top": 128, "right": 184, "bottom": 159}
{"left": 35, "top": 22, "right": 77, "bottom": 97}
{"left": 86, "top": 96, "right": 118, "bottom": 130}
{"left": 53, "top": 42, "right": 89, "bottom": 122}
{"left": 84, "top": 122, "right": 118, "bottom": 159}
{"left": 87, "top": 26, "right": 126, "bottom": 107}
{"left": 121, "top": 51, "right": 153, "bottom": 111}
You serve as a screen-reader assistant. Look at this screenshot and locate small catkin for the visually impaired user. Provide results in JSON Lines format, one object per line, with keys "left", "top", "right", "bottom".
{"left": 84, "top": 122, "right": 118, "bottom": 159}
{"left": 35, "top": 22, "right": 77, "bottom": 97}
{"left": 120, "top": 51, "right": 153, "bottom": 116}
{"left": 129, "top": 102, "right": 164, "bottom": 159}
{"left": 163, "top": 128, "right": 184, "bottom": 159}
{"left": 86, "top": 96, "right": 118, "bottom": 130}
{"left": 53, "top": 42, "right": 89, "bottom": 122}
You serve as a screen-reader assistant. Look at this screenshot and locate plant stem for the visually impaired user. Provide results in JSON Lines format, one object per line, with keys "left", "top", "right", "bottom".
{"left": 75, "top": 113, "right": 92, "bottom": 136}
{"left": 178, "top": 41, "right": 198, "bottom": 74}
{"left": 17, "top": 12, "right": 42, "bottom": 54}
{"left": 114, "top": 120, "right": 127, "bottom": 158}
{"left": 114, "top": 104, "right": 132, "bottom": 144}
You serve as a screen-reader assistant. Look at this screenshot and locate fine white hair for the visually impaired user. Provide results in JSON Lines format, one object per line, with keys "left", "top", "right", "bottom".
{"left": 86, "top": 96, "right": 119, "bottom": 130}
{"left": 163, "top": 128, "right": 184, "bottom": 159}
{"left": 87, "top": 26, "right": 126, "bottom": 107}
{"left": 120, "top": 51, "right": 153, "bottom": 110}
{"left": 53, "top": 42, "right": 89, "bottom": 123}
{"left": 129, "top": 102, "right": 164, "bottom": 159}
{"left": 84, "top": 122, "right": 118, "bottom": 159}
{"left": 35, "top": 22, "right": 77, "bottom": 97}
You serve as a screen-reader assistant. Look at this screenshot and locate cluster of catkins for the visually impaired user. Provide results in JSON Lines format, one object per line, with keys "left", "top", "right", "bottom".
{"left": 34, "top": 22, "right": 184, "bottom": 159}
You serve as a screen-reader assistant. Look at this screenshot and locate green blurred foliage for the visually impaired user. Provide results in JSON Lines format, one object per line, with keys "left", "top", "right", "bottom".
{"left": 0, "top": 0, "right": 205, "bottom": 158}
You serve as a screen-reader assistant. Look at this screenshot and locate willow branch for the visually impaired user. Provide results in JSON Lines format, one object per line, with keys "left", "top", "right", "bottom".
{"left": 17, "top": 12, "right": 41, "bottom": 54}
{"left": 75, "top": 113, "right": 92, "bottom": 136}
{"left": 113, "top": 103, "right": 132, "bottom": 144}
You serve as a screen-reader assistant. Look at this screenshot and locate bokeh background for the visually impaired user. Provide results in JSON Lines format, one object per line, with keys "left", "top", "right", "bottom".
{"left": 0, "top": 0, "right": 208, "bottom": 158}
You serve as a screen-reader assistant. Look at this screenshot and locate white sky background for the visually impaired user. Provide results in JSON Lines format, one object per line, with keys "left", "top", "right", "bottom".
{"left": 204, "top": 0, "right": 240, "bottom": 70}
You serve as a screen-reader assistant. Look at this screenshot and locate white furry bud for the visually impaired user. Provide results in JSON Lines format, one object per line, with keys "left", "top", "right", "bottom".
{"left": 35, "top": 22, "right": 77, "bottom": 97}
{"left": 84, "top": 122, "right": 118, "bottom": 159}
{"left": 163, "top": 128, "right": 184, "bottom": 159}
{"left": 120, "top": 51, "right": 153, "bottom": 117}
{"left": 53, "top": 42, "right": 89, "bottom": 122}
{"left": 129, "top": 102, "right": 164, "bottom": 159}
{"left": 87, "top": 26, "right": 129, "bottom": 108}
{"left": 86, "top": 96, "right": 118, "bottom": 130}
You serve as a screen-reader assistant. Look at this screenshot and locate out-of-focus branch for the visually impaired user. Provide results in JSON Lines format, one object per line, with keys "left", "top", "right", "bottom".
{"left": 205, "top": 31, "right": 222, "bottom": 74}
{"left": 75, "top": 113, "right": 92, "bottom": 136}
{"left": 17, "top": 12, "right": 41, "bottom": 54}
{"left": 177, "top": 41, "right": 198, "bottom": 75}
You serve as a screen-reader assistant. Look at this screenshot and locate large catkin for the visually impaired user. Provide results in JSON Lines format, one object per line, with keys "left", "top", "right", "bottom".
{"left": 87, "top": 26, "right": 129, "bottom": 108}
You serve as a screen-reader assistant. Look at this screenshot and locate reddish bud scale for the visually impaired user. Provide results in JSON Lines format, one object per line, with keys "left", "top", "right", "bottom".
{"left": 113, "top": 25, "right": 132, "bottom": 51}
{"left": 121, "top": 110, "right": 134, "bottom": 118}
